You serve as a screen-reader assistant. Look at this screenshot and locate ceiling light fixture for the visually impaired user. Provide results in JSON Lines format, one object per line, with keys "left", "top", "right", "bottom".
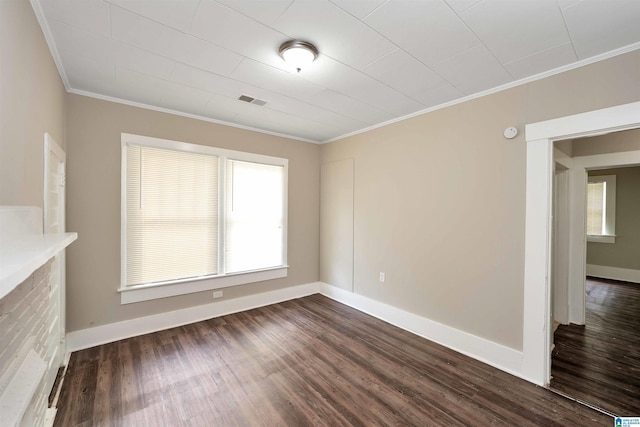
{"left": 278, "top": 40, "right": 318, "bottom": 73}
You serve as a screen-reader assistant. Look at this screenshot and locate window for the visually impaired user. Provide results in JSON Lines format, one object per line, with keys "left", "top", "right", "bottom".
{"left": 586, "top": 174, "right": 616, "bottom": 243}
{"left": 225, "top": 160, "right": 284, "bottom": 273}
{"left": 120, "top": 133, "right": 288, "bottom": 303}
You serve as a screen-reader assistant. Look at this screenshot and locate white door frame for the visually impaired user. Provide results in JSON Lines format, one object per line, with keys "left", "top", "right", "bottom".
{"left": 522, "top": 100, "right": 640, "bottom": 386}
{"left": 44, "top": 133, "right": 66, "bottom": 357}
{"left": 44, "top": 133, "right": 66, "bottom": 233}
{"left": 552, "top": 164, "right": 570, "bottom": 326}
{"left": 568, "top": 151, "right": 640, "bottom": 317}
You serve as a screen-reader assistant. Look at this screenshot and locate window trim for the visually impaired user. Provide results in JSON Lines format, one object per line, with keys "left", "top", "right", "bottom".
{"left": 586, "top": 174, "right": 616, "bottom": 244}
{"left": 119, "top": 133, "right": 289, "bottom": 304}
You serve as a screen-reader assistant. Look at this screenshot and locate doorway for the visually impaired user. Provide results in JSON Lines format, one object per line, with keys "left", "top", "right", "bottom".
{"left": 522, "top": 100, "right": 640, "bottom": 386}
{"left": 549, "top": 155, "right": 640, "bottom": 416}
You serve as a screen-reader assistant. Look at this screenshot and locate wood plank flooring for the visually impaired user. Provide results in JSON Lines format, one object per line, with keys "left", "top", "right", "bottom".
{"left": 551, "top": 277, "right": 640, "bottom": 417}
{"left": 54, "top": 294, "right": 611, "bottom": 426}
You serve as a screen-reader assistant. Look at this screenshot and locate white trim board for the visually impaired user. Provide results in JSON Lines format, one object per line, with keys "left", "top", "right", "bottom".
{"left": 323, "top": 43, "right": 640, "bottom": 144}
{"left": 587, "top": 265, "right": 640, "bottom": 284}
{"left": 67, "top": 279, "right": 527, "bottom": 383}
{"left": 319, "top": 283, "right": 524, "bottom": 378}
{"left": 66, "top": 282, "right": 320, "bottom": 353}
{"left": 30, "top": 0, "right": 640, "bottom": 146}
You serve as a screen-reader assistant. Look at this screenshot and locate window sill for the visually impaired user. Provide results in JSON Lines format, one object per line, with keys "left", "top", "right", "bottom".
{"left": 587, "top": 234, "right": 616, "bottom": 244}
{"left": 118, "top": 266, "right": 289, "bottom": 304}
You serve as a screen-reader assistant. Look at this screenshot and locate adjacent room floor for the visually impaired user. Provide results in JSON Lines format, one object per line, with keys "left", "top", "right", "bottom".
{"left": 54, "top": 294, "right": 611, "bottom": 426}
{"left": 551, "top": 277, "right": 640, "bottom": 416}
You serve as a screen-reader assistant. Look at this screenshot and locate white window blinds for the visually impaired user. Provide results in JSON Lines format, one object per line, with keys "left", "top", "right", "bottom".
{"left": 125, "top": 145, "right": 218, "bottom": 286}
{"left": 225, "top": 159, "right": 284, "bottom": 273}
{"left": 586, "top": 181, "right": 605, "bottom": 235}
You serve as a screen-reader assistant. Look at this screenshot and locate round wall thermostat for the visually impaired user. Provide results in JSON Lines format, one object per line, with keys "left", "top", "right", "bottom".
{"left": 504, "top": 127, "right": 518, "bottom": 139}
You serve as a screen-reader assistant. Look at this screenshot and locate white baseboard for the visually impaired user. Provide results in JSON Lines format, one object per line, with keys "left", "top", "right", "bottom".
{"left": 66, "top": 281, "right": 526, "bottom": 384}
{"left": 586, "top": 264, "right": 640, "bottom": 284}
{"left": 319, "top": 282, "right": 524, "bottom": 378}
{"left": 66, "top": 282, "right": 320, "bottom": 353}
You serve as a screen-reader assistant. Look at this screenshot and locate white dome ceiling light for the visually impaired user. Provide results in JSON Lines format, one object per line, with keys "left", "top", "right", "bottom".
{"left": 279, "top": 40, "right": 318, "bottom": 73}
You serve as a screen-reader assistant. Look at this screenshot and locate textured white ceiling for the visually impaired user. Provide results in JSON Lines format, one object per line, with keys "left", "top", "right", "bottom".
{"left": 34, "top": 0, "right": 640, "bottom": 143}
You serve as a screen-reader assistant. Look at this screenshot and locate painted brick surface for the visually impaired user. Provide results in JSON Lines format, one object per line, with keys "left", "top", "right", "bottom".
{"left": 0, "top": 258, "right": 55, "bottom": 427}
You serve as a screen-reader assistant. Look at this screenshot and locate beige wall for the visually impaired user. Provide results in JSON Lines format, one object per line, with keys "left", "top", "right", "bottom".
{"left": 554, "top": 140, "right": 573, "bottom": 157}
{"left": 0, "top": 0, "right": 66, "bottom": 206}
{"left": 572, "top": 128, "right": 640, "bottom": 157}
{"left": 320, "top": 159, "right": 354, "bottom": 290}
{"left": 1, "top": 6, "right": 66, "bottom": 423}
{"left": 321, "top": 49, "right": 640, "bottom": 351}
{"left": 587, "top": 166, "right": 640, "bottom": 271}
{"left": 9, "top": 0, "right": 640, "bottom": 352}
{"left": 65, "top": 94, "right": 320, "bottom": 332}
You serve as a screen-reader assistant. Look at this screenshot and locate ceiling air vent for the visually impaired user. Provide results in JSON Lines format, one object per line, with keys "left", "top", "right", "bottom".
{"left": 238, "top": 94, "right": 268, "bottom": 106}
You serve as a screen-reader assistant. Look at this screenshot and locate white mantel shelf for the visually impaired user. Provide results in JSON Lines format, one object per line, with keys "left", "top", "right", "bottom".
{"left": 0, "top": 206, "right": 77, "bottom": 300}
{"left": 0, "top": 233, "right": 77, "bottom": 300}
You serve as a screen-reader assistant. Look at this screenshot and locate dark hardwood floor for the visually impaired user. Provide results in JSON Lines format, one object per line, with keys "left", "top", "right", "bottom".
{"left": 55, "top": 294, "right": 611, "bottom": 426}
{"left": 551, "top": 277, "right": 640, "bottom": 416}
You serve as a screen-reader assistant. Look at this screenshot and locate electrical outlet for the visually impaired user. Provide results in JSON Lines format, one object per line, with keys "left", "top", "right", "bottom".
{"left": 213, "top": 290, "right": 223, "bottom": 299}
{"left": 379, "top": 272, "right": 385, "bottom": 283}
